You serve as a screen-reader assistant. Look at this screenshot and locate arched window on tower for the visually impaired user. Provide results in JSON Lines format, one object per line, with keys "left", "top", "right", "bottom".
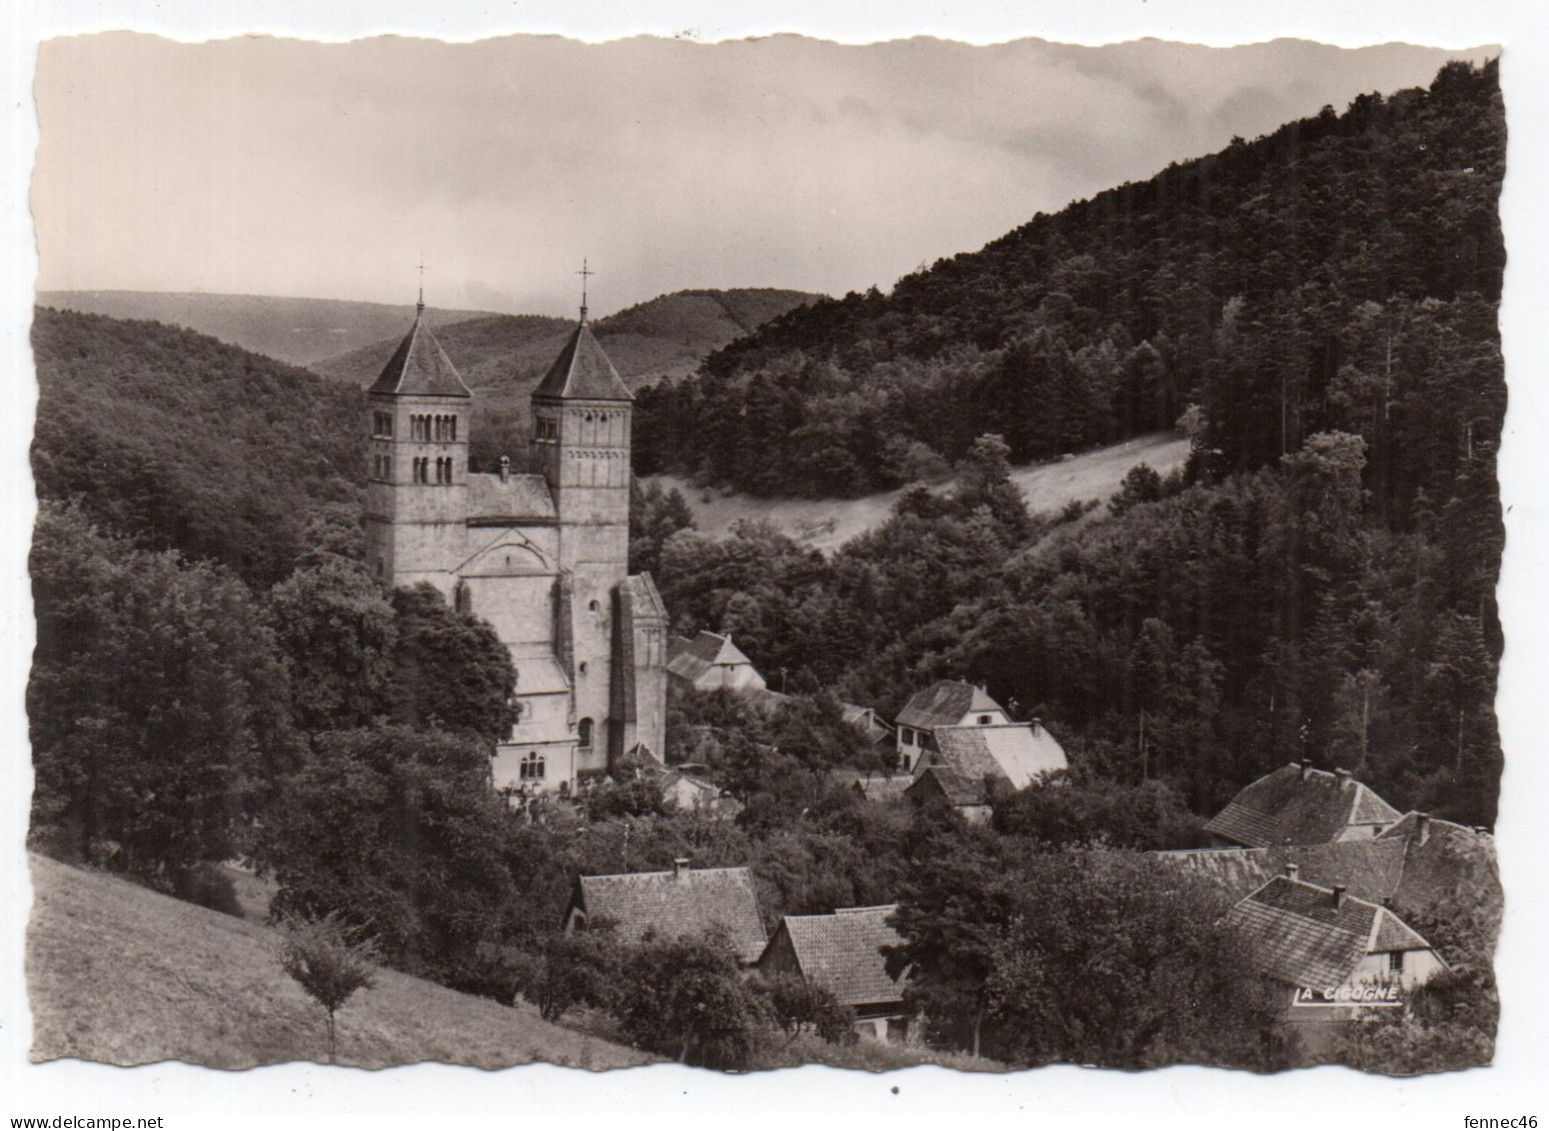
{"left": 578, "top": 718, "right": 593, "bottom": 749}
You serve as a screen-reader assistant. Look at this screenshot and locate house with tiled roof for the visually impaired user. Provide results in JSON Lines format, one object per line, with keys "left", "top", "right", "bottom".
{"left": 666, "top": 631, "right": 768, "bottom": 693}
{"left": 1376, "top": 812, "right": 1501, "bottom": 918}
{"left": 904, "top": 765, "right": 995, "bottom": 824}
{"left": 894, "top": 680, "right": 1067, "bottom": 786}
{"left": 1225, "top": 870, "right": 1447, "bottom": 1018}
{"left": 1153, "top": 812, "right": 1500, "bottom": 950}
{"left": 1204, "top": 761, "right": 1401, "bottom": 848}
{"left": 564, "top": 860, "right": 767, "bottom": 965}
{"left": 1151, "top": 838, "right": 1411, "bottom": 905}
{"left": 756, "top": 905, "right": 917, "bottom": 1044}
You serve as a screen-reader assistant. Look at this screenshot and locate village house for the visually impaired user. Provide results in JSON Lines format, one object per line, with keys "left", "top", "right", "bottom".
{"left": 364, "top": 292, "right": 667, "bottom": 797}
{"left": 894, "top": 680, "right": 1067, "bottom": 786}
{"left": 563, "top": 859, "right": 767, "bottom": 965}
{"left": 756, "top": 905, "right": 918, "bottom": 1045}
{"left": 1225, "top": 868, "right": 1448, "bottom": 1023}
{"left": 669, "top": 629, "right": 894, "bottom": 749}
{"left": 657, "top": 767, "right": 744, "bottom": 819}
{"left": 1374, "top": 811, "right": 1500, "bottom": 917}
{"left": 904, "top": 765, "right": 995, "bottom": 823}
{"left": 1204, "top": 760, "right": 1402, "bottom": 848}
{"left": 666, "top": 631, "right": 767, "bottom": 693}
{"left": 1152, "top": 811, "right": 1499, "bottom": 914}
{"left": 840, "top": 703, "right": 896, "bottom": 750}
{"left": 612, "top": 748, "right": 743, "bottom": 819}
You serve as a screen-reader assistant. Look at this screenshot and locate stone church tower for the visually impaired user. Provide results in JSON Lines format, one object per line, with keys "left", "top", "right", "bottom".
{"left": 364, "top": 289, "right": 668, "bottom": 796}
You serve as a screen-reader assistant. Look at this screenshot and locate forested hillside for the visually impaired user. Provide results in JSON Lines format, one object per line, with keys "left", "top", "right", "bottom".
{"left": 32, "top": 307, "right": 365, "bottom": 586}
{"left": 639, "top": 60, "right": 1505, "bottom": 828}
{"left": 636, "top": 60, "right": 1504, "bottom": 508}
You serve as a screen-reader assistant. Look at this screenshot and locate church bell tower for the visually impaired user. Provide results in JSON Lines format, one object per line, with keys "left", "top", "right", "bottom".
{"left": 363, "top": 291, "right": 472, "bottom": 599}
{"left": 530, "top": 268, "right": 636, "bottom": 772}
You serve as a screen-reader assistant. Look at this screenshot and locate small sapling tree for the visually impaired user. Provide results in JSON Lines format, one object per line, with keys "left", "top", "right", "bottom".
{"left": 279, "top": 912, "right": 379, "bottom": 1064}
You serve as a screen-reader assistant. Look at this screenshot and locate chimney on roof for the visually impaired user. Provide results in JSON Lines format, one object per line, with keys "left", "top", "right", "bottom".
{"left": 499, "top": 455, "right": 510, "bottom": 484}
{"left": 672, "top": 857, "right": 690, "bottom": 879}
{"left": 1332, "top": 884, "right": 1348, "bottom": 910}
{"left": 1334, "top": 767, "right": 1353, "bottom": 788}
{"left": 1030, "top": 717, "right": 1042, "bottom": 733}
{"left": 1284, "top": 862, "right": 1299, "bottom": 881}
{"left": 1300, "top": 758, "right": 1313, "bottom": 780}
{"left": 1416, "top": 812, "right": 1431, "bottom": 846}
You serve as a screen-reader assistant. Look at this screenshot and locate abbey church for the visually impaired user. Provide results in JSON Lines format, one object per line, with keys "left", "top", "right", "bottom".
{"left": 363, "top": 294, "right": 668, "bottom": 797}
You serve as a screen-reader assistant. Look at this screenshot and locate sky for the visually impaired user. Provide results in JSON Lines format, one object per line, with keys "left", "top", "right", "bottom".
{"left": 31, "top": 33, "right": 1496, "bottom": 317}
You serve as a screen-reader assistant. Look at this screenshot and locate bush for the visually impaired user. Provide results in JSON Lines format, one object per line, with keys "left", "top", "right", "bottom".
{"left": 170, "top": 864, "right": 244, "bottom": 917}
{"left": 753, "top": 972, "right": 855, "bottom": 1045}
{"left": 485, "top": 929, "right": 625, "bottom": 1022}
{"left": 612, "top": 931, "right": 769, "bottom": 1069}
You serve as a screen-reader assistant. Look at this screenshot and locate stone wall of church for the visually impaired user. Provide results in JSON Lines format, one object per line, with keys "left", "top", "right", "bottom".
{"left": 365, "top": 393, "right": 470, "bottom": 599}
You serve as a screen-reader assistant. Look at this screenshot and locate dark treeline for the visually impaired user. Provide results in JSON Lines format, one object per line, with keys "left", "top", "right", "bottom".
{"left": 635, "top": 61, "right": 1504, "bottom": 512}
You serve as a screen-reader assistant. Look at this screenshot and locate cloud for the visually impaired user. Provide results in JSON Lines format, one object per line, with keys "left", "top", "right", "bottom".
{"left": 31, "top": 34, "right": 1492, "bottom": 315}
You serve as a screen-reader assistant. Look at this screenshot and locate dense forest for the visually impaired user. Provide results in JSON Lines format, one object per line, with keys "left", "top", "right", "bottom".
{"left": 31, "top": 307, "right": 366, "bottom": 587}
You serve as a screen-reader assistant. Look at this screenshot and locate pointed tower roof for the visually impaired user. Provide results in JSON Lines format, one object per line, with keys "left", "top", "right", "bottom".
{"left": 532, "top": 320, "right": 633, "bottom": 402}
{"left": 369, "top": 307, "right": 472, "bottom": 398}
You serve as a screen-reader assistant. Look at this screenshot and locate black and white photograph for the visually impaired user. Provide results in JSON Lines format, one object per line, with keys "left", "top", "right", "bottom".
{"left": 4, "top": 0, "right": 1547, "bottom": 1119}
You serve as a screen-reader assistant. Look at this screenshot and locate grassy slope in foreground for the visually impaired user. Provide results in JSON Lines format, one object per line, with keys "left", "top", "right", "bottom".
{"left": 651, "top": 432, "right": 1190, "bottom": 552}
{"left": 25, "top": 854, "right": 650, "bottom": 1071}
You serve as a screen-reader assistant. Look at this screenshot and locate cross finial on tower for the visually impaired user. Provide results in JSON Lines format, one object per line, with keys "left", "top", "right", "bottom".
{"left": 576, "top": 258, "right": 595, "bottom": 324}
{"left": 416, "top": 252, "right": 427, "bottom": 314}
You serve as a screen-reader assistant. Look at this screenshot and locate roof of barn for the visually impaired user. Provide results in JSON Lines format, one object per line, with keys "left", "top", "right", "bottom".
{"left": 1225, "top": 876, "right": 1435, "bottom": 988}
{"left": 896, "top": 681, "right": 1004, "bottom": 729}
{"left": 770, "top": 905, "right": 906, "bottom": 1008}
{"left": 932, "top": 724, "right": 1067, "bottom": 790}
{"left": 573, "top": 866, "right": 766, "bottom": 964}
{"left": 1204, "top": 763, "right": 1401, "bottom": 847}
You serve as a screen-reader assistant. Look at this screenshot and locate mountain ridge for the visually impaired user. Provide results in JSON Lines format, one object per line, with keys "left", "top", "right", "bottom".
{"left": 36, "top": 289, "right": 498, "bottom": 367}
